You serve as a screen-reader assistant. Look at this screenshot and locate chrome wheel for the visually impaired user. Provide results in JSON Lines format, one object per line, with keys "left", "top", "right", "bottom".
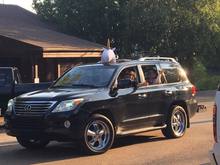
{"left": 171, "top": 108, "right": 186, "bottom": 136}
{"left": 85, "top": 120, "right": 111, "bottom": 152}
{"left": 162, "top": 105, "right": 187, "bottom": 138}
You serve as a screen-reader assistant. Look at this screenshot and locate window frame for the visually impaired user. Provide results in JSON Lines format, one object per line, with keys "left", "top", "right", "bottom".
{"left": 138, "top": 64, "right": 164, "bottom": 88}
{"left": 159, "top": 63, "right": 189, "bottom": 85}
{"left": 110, "top": 64, "right": 141, "bottom": 89}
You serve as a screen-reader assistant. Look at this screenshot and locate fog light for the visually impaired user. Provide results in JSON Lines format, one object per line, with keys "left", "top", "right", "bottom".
{"left": 64, "top": 120, "right": 71, "bottom": 128}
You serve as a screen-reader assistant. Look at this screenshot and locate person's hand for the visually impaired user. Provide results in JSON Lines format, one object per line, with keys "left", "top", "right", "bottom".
{"left": 138, "top": 81, "right": 148, "bottom": 87}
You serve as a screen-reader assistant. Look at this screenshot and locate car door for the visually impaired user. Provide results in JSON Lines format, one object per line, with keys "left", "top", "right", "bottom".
{"left": 138, "top": 64, "right": 173, "bottom": 127}
{"left": 114, "top": 65, "right": 153, "bottom": 131}
{"left": 159, "top": 63, "right": 190, "bottom": 124}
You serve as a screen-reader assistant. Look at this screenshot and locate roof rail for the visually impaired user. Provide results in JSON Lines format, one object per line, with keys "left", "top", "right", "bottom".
{"left": 97, "top": 59, "right": 132, "bottom": 64}
{"left": 116, "top": 59, "right": 132, "bottom": 63}
{"left": 138, "top": 57, "right": 177, "bottom": 63}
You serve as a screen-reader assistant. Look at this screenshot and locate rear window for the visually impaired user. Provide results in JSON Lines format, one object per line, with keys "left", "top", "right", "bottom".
{"left": 160, "top": 63, "right": 188, "bottom": 83}
{"left": 0, "top": 69, "right": 12, "bottom": 86}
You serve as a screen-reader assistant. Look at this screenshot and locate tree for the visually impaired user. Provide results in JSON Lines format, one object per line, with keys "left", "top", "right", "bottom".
{"left": 33, "top": 0, "right": 220, "bottom": 69}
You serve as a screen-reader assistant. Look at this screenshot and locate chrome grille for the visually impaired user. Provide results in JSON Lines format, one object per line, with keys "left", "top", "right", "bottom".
{"left": 14, "top": 101, "right": 56, "bottom": 116}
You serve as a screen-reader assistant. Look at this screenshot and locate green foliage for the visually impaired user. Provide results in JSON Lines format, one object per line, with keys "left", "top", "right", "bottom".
{"left": 194, "top": 75, "right": 220, "bottom": 90}
{"left": 33, "top": 0, "right": 220, "bottom": 89}
{"left": 191, "top": 60, "right": 220, "bottom": 90}
{"left": 33, "top": 0, "right": 220, "bottom": 63}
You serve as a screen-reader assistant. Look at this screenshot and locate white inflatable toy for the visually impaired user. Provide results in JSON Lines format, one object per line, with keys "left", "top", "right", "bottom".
{"left": 101, "top": 39, "right": 116, "bottom": 64}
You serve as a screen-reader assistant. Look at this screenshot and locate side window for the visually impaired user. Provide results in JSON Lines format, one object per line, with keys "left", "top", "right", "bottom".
{"left": 163, "top": 67, "right": 187, "bottom": 83}
{"left": 0, "top": 70, "right": 12, "bottom": 86}
{"left": 141, "top": 65, "right": 161, "bottom": 85}
{"left": 118, "top": 66, "right": 140, "bottom": 83}
{"left": 163, "top": 68, "right": 180, "bottom": 83}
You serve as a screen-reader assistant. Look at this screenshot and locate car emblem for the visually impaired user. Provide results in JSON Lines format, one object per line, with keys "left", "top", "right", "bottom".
{"left": 24, "top": 105, "right": 32, "bottom": 111}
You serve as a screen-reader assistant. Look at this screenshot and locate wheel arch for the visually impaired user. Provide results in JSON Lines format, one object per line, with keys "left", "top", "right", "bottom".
{"left": 90, "top": 109, "right": 117, "bottom": 131}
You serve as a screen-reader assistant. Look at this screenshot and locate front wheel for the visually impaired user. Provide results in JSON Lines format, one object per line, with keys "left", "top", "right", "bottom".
{"left": 162, "top": 105, "right": 187, "bottom": 138}
{"left": 16, "top": 137, "right": 49, "bottom": 149}
{"left": 80, "top": 114, "right": 115, "bottom": 154}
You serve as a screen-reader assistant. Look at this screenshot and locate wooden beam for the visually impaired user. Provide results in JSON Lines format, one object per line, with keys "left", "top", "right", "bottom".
{"left": 43, "top": 47, "right": 103, "bottom": 52}
{"left": 43, "top": 52, "right": 101, "bottom": 58}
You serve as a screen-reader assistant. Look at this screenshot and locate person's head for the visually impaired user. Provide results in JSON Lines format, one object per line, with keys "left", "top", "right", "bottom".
{"left": 129, "top": 71, "right": 136, "bottom": 81}
{"left": 148, "top": 69, "right": 158, "bottom": 80}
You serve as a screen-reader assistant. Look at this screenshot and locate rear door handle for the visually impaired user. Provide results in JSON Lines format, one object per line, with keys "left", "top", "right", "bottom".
{"left": 165, "top": 90, "right": 173, "bottom": 95}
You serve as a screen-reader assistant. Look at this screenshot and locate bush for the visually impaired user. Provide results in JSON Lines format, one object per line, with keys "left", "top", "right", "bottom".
{"left": 191, "top": 60, "right": 220, "bottom": 90}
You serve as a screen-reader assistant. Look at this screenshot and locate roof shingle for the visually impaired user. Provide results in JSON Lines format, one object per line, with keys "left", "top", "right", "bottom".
{"left": 0, "top": 5, "right": 103, "bottom": 56}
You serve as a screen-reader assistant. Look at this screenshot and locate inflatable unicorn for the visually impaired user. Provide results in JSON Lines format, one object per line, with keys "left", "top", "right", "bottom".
{"left": 101, "top": 39, "right": 116, "bottom": 64}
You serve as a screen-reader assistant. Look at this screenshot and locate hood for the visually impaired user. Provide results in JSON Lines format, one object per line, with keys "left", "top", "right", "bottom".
{"left": 16, "top": 88, "right": 102, "bottom": 101}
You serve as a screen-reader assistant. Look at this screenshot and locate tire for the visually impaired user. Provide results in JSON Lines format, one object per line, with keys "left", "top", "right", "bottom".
{"left": 162, "top": 105, "right": 187, "bottom": 138}
{"left": 16, "top": 137, "right": 49, "bottom": 149}
{"left": 80, "top": 114, "right": 115, "bottom": 154}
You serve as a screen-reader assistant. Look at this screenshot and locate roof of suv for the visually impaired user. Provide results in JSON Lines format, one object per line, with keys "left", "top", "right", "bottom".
{"left": 91, "top": 57, "right": 179, "bottom": 68}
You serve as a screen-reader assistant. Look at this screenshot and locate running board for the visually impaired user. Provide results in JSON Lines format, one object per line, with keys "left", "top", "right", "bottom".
{"left": 117, "top": 124, "right": 167, "bottom": 136}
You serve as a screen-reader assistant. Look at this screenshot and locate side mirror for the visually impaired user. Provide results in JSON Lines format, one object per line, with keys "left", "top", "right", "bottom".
{"left": 118, "top": 79, "right": 137, "bottom": 89}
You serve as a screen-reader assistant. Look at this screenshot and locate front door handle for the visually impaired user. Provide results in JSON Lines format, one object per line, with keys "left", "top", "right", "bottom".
{"left": 138, "top": 94, "right": 147, "bottom": 98}
{"left": 165, "top": 90, "right": 173, "bottom": 95}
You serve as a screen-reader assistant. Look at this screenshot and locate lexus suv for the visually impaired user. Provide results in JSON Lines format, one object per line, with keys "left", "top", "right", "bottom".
{"left": 4, "top": 57, "right": 198, "bottom": 154}
{"left": 210, "top": 88, "right": 220, "bottom": 164}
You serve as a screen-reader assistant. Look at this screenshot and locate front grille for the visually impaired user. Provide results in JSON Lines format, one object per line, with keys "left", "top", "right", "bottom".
{"left": 14, "top": 101, "right": 56, "bottom": 117}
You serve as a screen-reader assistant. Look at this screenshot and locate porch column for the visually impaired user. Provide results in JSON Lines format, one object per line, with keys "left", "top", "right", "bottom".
{"left": 57, "top": 64, "right": 61, "bottom": 78}
{"left": 34, "top": 64, "right": 40, "bottom": 83}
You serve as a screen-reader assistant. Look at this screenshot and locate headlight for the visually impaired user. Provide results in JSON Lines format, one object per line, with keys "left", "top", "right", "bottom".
{"left": 6, "top": 99, "right": 14, "bottom": 113}
{"left": 52, "top": 98, "right": 84, "bottom": 113}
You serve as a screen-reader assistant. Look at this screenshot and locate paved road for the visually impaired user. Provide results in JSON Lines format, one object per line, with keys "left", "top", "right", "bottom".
{"left": 0, "top": 93, "right": 215, "bottom": 165}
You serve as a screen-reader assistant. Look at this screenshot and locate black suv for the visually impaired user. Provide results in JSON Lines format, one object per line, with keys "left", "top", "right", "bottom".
{"left": 4, "top": 57, "right": 198, "bottom": 154}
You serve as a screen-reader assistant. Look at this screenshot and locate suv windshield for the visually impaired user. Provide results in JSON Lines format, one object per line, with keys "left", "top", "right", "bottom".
{"left": 53, "top": 65, "right": 116, "bottom": 88}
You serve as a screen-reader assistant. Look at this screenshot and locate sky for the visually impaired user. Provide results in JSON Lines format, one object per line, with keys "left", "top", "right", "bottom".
{"left": 1, "top": 0, "right": 34, "bottom": 12}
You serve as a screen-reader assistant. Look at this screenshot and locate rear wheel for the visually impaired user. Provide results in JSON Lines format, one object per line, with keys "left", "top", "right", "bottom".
{"left": 16, "top": 137, "right": 49, "bottom": 149}
{"left": 80, "top": 114, "right": 115, "bottom": 154}
{"left": 162, "top": 105, "right": 187, "bottom": 138}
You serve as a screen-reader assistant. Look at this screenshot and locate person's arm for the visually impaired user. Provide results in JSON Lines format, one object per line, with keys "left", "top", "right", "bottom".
{"left": 137, "top": 80, "right": 149, "bottom": 87}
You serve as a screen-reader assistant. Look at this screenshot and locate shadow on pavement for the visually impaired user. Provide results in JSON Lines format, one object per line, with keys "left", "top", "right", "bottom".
{"left": 0, "top": 134, "right": 168, "bottom": 165}
{"left": 113, "top": 135, "right": 168, "bottom": 148}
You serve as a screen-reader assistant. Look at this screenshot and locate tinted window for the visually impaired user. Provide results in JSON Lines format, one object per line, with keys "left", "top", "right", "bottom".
{"left": 141, "top": 65, "right": 162, "bottom": 85}
{"left": 162, "top": 67, "right": 188, "bottom": 83}
{"left": 0, "top": 69, "right": 12, "bottom": 86}
{"left": 118, "top": 66, "right": 140, "bottom": 83}
{"left": 53, "top": 65, "right": 116, "bottom": 88}
{"left": 141, "top": 65, "right": 157, "bottom": 79}
{"left": 163, "top": 68, "right": 180, "bottom": 83}
{"left": 160, "top": 63, "right": 188, "bottom": 83}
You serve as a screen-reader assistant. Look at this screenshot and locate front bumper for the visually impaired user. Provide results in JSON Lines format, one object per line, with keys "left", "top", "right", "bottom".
{"left": 4, "top": 111, "right": 89, "bottom": 141}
